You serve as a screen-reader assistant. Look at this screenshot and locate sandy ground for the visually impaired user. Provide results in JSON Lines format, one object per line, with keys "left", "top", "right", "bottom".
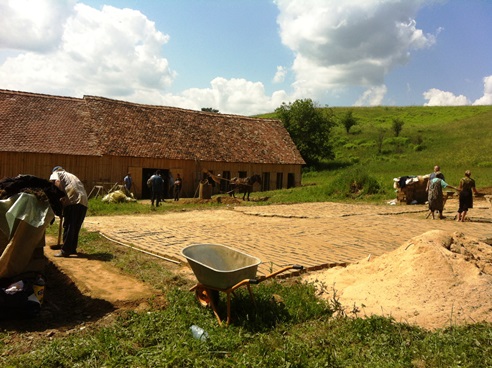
{"left": 304, "top": 230, "right": 492, "bottom": 330}
{"left": 46, "top": 194, "right": 492, "bottom": 331}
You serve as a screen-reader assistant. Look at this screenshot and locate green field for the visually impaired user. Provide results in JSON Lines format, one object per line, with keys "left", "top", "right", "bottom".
{"left": 326, "top": 105, "right": 492, "bottom": 184}
{"left": 262, "top": 105, "right": 492, "bottom": 203}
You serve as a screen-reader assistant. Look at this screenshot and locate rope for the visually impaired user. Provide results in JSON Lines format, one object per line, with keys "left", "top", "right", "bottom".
{"left": 98, "top": 232, "right": 181, "bottom": 264}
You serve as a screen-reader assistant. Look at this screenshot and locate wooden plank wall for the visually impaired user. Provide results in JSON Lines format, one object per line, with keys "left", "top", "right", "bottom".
{"left": 0, "top": 152, "right": 302, "bottom": 199}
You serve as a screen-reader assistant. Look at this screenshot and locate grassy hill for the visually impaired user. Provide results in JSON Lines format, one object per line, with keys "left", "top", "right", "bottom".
{"left": 263, "top": 105, "right": 492, "bottom": 197}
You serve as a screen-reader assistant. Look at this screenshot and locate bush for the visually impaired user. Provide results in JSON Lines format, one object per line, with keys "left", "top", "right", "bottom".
{"left": 325, "top": 167, "right": 383, "bottom": 198}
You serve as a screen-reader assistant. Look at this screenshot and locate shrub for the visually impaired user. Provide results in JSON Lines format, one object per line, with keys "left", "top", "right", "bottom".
{"left": 326, "top": 167, "right": 383, "bottom": 198}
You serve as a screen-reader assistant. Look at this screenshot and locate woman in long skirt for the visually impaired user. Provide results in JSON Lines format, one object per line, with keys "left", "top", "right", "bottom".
{"left": 457, "top": 170, "right": 479, "bottom": 222}
{"left": 427, "top": 172, "right": 458, "bottom": 219}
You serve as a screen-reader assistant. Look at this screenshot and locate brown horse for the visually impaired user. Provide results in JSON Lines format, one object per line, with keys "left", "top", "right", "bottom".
{"left": 228, "top": 174, "right": 262, "bottom": 201}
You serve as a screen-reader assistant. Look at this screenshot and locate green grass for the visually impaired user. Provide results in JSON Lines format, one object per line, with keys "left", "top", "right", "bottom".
{"left": 3, "top": 229, "right": 492, "bottom": 367}
{"left": 324, "top": 106, "right": 492, "bottom": 189}
{"left": 86, "top": 197, "right": 227, "bottom": 216}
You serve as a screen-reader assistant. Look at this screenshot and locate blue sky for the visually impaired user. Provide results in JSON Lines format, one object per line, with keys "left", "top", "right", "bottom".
{"left": 1, "top": 0, "right": 491, "bottom": 115}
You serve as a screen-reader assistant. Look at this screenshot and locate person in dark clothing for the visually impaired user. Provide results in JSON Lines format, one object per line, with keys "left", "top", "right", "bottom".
{"left": 123, "top": 173, "right": 133, "bottom": 195}
{"left": 149, "top": 170, "right": 164, "bottom": 206}
{"left": 173, "top": 174, "right": 182, "bottom": 201}
{"left": 457, "top": 170, "right": 479, "bottom": 222}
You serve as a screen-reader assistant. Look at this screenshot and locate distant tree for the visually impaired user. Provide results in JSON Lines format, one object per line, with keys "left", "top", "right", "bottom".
{"left": 201, "top": 107, "right": 219, "bottom": 113}
{"left": 275, "top": 99, "right": 335, "bottom": 166}
{"left": 392, "top": 118, "right": 404, "bottom": 137}
{"left": 341, "top": 110, "right": 358, "bottom": 134}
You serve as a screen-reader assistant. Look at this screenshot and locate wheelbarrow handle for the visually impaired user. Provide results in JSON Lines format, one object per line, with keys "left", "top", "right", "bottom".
{"left": 253, "top": 264, "right": 304, "bottom": 284}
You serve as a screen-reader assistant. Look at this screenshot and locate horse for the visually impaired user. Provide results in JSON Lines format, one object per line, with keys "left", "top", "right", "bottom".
{"left": 228, "top": 174, "right": 262, "bottom": 201}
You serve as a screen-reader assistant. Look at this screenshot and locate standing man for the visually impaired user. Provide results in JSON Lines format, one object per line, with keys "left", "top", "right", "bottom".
{"left": 174, "top": 173, "right": 182, "bottom": 201}
{"left": 426, "top": 165, "right": 444, "bottom": 192}
{"left": 49, "top": 166, "right": 88, "bottom": 257}
{"left": 123, "top": 172, "right": 133, "bottom": 196}
{"left": 149, "top": 170, "right": 164, "bottom": 206}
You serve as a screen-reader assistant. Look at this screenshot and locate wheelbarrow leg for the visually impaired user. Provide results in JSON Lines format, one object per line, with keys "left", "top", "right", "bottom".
{"left": 226, "top": 292, "right": 232, "bottom": 326}
{"left": 191, "top": 284, "right": 224, "bottom": 326}
{"left": 246, "top": 284, "right": 256, "bottom": 305}
{"left": 208, "top": 292, "right": 223, "bottom": 326}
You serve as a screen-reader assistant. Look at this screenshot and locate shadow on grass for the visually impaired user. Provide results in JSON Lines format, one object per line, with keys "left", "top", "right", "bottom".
{"left": 0, "top": 261, "right": 115, "bottom": 333}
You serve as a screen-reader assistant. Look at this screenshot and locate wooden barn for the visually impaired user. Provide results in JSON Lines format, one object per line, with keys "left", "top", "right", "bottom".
{"left": 0, "top": 89, "right": 305, "bottom": 199}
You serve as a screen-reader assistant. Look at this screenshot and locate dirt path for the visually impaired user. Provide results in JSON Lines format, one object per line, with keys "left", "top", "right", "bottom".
{"left": 45, "top": 238, "right": 160, "bottom": 305}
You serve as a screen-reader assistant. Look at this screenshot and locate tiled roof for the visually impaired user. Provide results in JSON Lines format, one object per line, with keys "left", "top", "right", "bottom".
{"left": 0, "top": 90, "right": 100, "bottom": 156}
{"left": 0, "top": 89, "right": 305, "bottom": 165}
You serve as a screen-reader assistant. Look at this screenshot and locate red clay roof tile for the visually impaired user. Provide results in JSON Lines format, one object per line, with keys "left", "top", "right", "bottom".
{"left": 0, "top": 90, "right": 305, "bottom": 165}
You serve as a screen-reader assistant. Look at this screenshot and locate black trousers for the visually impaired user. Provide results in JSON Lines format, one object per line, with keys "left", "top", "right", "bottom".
{"left": 151, "top": 190, "right": 163, "bottom": 206}
{"left": 62, "top": 204, "right": 87, "bottom": 254}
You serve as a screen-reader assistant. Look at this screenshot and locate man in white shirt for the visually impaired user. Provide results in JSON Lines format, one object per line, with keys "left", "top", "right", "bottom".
{"left": 49, "top": 166, "right": 88, "bottom": 257}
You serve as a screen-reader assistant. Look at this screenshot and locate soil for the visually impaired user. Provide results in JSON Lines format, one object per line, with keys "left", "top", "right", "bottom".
{"left": 304, "top": 230, "right": 492, "bottom": 330}
{"left": 2, "top": 190, "right": 492, "bottom": 346}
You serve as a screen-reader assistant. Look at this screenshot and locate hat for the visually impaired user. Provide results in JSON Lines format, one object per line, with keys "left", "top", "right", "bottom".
{"left": 52, "top": 166, "right": 63, "bottom": 173}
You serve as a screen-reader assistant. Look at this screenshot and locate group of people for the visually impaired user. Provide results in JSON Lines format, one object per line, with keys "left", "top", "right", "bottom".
{"left": 146, "top": 171, "right": 183, "bottom": 206}
{"left": 47, "top": 164, "right": 480, "bottom": 259}
{"left": 124, "top": 171, "right": 183, "bottom": 206}
{"left": 426, "top": 165, "right": 479, "bottom": 221}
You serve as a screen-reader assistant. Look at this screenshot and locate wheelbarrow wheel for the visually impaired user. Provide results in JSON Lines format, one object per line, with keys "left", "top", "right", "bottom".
{"left": 195, "top": 286, "right": 220, "bottom": 308}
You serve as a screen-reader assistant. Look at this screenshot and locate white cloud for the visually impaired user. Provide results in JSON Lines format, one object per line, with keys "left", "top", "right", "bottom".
{"left": 0, "top": 0, "right": 76, "bottom": 51}
{"left": 0, "top": 1, "right": 289, "bottom": 115}
{"left": 0, "top": 2, "right": 175, "bottom": 99}
{"left": 423, "top": 88, "right": 470, "bottom": 106}
{"left": 274, "top": 0, "right": 437, "bottom": 102}
{"left": 1, "top": 1, "right": 459, "bottom": 115}
{"left": 473, "top": 76, "right": 492, "bottom": 105}
{"left": 162, "top": 77, "right": 289, "bottom": 116}
{"left": 273, "top": 66, "right": 287, "bottom": 83}
{"left": 354, "top": 85, "right": 387, "bottom": 106}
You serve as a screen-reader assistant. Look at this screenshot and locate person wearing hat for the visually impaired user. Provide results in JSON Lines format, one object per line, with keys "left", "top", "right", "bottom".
{"left": 49, "top": 166, "right": 88, "bottom": 257}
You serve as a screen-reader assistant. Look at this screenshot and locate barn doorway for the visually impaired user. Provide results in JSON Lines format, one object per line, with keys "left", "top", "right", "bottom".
{"left": 287, "top": 173, "right": 295, "bottom": 189}
{"left": 142, "top": 168, "right": 171, "bottom": 199}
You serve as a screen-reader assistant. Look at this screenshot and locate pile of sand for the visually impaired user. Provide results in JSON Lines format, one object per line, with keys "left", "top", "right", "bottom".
{"left": 304, "top": 230, "right": 492, "bottom": 330}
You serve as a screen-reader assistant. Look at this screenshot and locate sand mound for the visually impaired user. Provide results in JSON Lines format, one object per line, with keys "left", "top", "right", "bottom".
{"left": 304, "top": 230, "right": 492, "bottom": 330}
